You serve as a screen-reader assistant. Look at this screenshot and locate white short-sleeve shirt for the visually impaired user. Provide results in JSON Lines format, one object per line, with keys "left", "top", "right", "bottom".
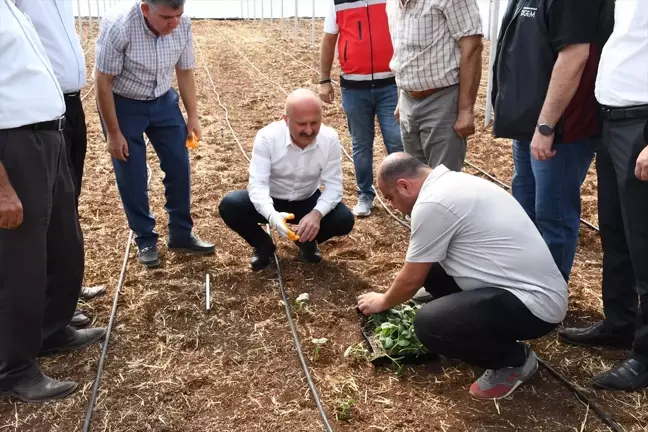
{"left": 406, "top": 165, "right": 568, "bottom": 324}
{"left": 323, "top": 1, "right": 338, "bottom": 34}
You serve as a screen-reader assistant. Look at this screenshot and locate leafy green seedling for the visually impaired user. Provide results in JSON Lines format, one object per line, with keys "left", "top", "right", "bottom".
{"left": 367, "top": 303, "right": 427, "bottom": 359}
{"left": 335, "top": 396, "right": 357, "bottom": 421}
{"left": 311, "top": 337, "right": 328, "bottom": 361}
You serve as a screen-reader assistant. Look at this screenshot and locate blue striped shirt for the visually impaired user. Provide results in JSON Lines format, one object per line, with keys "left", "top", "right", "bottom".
{"left": 95, "top": 2, "right": 195, "bottom": 100}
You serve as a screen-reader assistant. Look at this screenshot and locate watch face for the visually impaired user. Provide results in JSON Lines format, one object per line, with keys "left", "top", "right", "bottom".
{"left": 538, "top": 124, "right": 553, "bottom": 136}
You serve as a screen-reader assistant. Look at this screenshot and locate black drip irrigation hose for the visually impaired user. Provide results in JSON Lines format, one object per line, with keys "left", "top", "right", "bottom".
{"left": 83, "top": 164, "right": 151, "bottom": 431}
{"left": 538, "top": 358, "right": 623, "bottom": 432}
{"left": 266, "top": 227, "right": 335, "bottom": 432}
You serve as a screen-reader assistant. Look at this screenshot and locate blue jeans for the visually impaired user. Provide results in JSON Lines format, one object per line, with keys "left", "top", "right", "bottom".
{"left": 105, "top": 89, "right": 193, "bottom": 249}
{"left": 341, "top": 84, "right": 403, "bottom": 200}
{"left": 512, "top": 138, "right": 596, "bottom": 281}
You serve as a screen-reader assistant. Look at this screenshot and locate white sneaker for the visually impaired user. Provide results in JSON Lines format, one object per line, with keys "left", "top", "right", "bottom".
{"left": 412, "top": 287, "right": 433, "bottom": 303}
{"left": 352, "top": 198, "right": 373, "bottom": 217}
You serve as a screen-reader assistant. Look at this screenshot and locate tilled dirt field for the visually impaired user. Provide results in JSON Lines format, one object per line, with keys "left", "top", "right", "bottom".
{"left": 0, "top": 20, "right": 646, "bottom": 432}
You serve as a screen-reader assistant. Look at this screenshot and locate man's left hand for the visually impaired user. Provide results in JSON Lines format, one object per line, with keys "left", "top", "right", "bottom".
{"left": 296, "top": 210, "right": 321, "bottom": 242}
{"left": 357, "top": 292, "right": 388, "bottom": 316}
{"left": 454, "top": 109, "right": 475, "bottom": 138}
{"left": 635, "top": 145, "right": 648, "bottom": 181}
{"left": 531, "top": 130, "right": 556, "bottom": 161}
{"left": 187, "top": 116, "right": 202, "bottom": 141}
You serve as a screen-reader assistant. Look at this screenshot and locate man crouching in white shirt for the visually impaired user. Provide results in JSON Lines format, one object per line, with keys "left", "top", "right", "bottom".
{"left": 219, "top": 88, "right": 355, "bottom": 270}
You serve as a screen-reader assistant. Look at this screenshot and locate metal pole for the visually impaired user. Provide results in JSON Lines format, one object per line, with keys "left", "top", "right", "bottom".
{"left": 88, "top": 0, "right": 93, "bottom": 43}
{"left": 261, "top": 0, "right": 264, "bottom": 22}
{"left": 241, "top": 0, "right": 244, "bottom": 20}
{"left": 77, "top": 0, "right": 83, "bottom": 46}
{"left": 253, "top": 0, "right": 256, "bottom": 20}
{"left": 270, "top": 0, "right": 273, "bottom": 23}
{"left": 311, "top": 0, "right": 315, "bottom": 47}
{"left": 294, "top": 0, "right": 298, "bottom": 38}
{"left": 484, "top": 0, "right": 500, "bottom": 126}
{"left": 281, "top": 0, "right": 284, "bottom": 29}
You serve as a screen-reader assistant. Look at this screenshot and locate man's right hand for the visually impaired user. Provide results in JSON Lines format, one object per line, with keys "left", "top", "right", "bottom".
{"left": 268, "top": 211, "right": 300, "bottom": 240}
{"left": 107, "top": 131, "right": 129, "bottom": 161}
{"left": 319, "top": 82, "right": 335, "bottom": 104}
{"left": 0, "top": 182, "right": 23, "bottom": 229}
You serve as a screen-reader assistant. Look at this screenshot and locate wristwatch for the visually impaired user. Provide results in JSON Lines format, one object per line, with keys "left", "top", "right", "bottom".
{"left": 537, "top": 123, "right": 555, "bottom": 136}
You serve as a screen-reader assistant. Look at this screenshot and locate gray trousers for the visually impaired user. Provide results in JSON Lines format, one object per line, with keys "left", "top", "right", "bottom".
{"left": 0, "top": 127, "right": 83, "bottom": 387}
{"left": 399, "top": 85, "right": 467, "bottom": 171}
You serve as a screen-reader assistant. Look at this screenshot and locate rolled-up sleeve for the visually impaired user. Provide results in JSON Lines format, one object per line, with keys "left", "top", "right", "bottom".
{"left": 95, "top": 18, "right": 126, "bottom": 76}
{"left": 248, "top": 132, "right": 276, "bottom": 220}
{"left": 441, "top": 0, "right": 483, "bottom": 40}
{"left": 314, "top": 135, "right": 343, "bottom": 217}
{"left": 177, "top": 20, "right": 195, "bottom": 70}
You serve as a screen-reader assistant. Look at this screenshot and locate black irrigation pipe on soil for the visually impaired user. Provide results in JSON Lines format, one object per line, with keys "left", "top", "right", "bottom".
{"left": 83, "top": 163, "right": 151, "bottom": 432}
{"left": 196, "top": 37, "right": 334, "bottom": 432}
{"left": 226, "top": 30, "right": 622, "bottom": 431}
{"left": 537, "top": 358, "right": 623, "bottom": 432}
{"left": 260, "top": 43, "right": 601, "bottom": 234}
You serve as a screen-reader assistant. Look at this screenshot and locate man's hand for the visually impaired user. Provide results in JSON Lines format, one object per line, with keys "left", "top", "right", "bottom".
{"left": 296, "top": 210, "right": 321, "bottom": 243}
{"left": 319, "top": 83, "right": 335, "bottom": 104}
{"left": 187, "top": 115, "right": 202, "bottom": 141}
{"left": 268, "top": 211, "right": 300, "bottom": 240}
{"left": 357, "top": 292, "right": 388, "bottom": 316}
{"left": 107, "top": 131, "right": 129, "bottom": 161}
{"left": 0, "top": 182, "right": 23, "bottom": 229}
{"left": 394, "top": 101, "right": 400, "bottom": 123}
{"left": 636, "top": 145, "right": 648, "bottom": 181}
{"left": 454, "top": 109, "right": 475, "bottom": 137}
{"left": 531, "top": 129, "right": 556, "bottom": 161}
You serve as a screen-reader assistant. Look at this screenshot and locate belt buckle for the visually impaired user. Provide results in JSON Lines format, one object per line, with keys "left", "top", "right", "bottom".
{"left": 57, "top": 116, "right": 65, "bottom": 131}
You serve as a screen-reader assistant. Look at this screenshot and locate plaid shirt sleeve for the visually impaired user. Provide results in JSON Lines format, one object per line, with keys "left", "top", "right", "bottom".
{"left": 176, "top": 19, "right": 195, "bottom": 70}
{"left": 95, "top": 17, "right": 127, "bottom": 75}
{"left": 442, "top": 0, "right": 483, "bottom": 40}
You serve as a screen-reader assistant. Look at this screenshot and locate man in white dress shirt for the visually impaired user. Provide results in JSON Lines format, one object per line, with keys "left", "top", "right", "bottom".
{"left": 219, "top": 89, "right": 355, "bottom": 270}
{"left": 0, "top": 0, "right": 105, "bottom": 403}
{"left": 559, "top": 0, "right": 648, "bottom": 391}
{"left": 14, "top": 0, "right": 106, "bottom": 329}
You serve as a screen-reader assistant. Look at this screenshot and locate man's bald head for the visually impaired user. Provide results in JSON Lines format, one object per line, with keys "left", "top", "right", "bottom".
{"left": 377, "top": 153, "right": 431, "bottom": 216}
{"left": 285, "top": 88, "right": 322, "bottom": 117}
{"left": 282, "top": 88, "right": 323, "bottom": 149}
{"left": 378, "top": 152, "right": 429, "bottom": 187}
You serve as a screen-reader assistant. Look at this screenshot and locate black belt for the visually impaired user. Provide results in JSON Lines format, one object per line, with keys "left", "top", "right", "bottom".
{"left": 64, "top": 91, "right": 81, "bottom": 103}
{"left": 17, "top": 116, "right": 66, "bottom": 132}
{"left": 600, "top": 104, "right": 648, "bottom": 120}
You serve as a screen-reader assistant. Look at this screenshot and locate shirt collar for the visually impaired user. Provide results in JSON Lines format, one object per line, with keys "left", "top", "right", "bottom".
{"left": 423, "top": 164, "right": 450, "bottom": 188}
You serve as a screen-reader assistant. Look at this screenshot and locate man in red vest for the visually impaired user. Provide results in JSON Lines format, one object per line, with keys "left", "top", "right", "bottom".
{"left": 319, "top": 0, "right": 403, "bottom": 218}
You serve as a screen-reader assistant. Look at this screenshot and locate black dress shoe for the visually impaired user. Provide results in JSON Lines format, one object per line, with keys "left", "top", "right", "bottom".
{"left": 70, "top": 310, "right": 90, "bottom": 328}
{"left": 558, "top": 321, "right": 634, "bottom": 349}
{"left": 0, "top": 372, "right": 77, "bottom": 403}
{"left": 168, "top": 233, "right": 215, "bottom": 254}
{"left": 79, "top": 285, "right": 106, "bottom": 300}
{"left": 295, "top": 241, "right": 322, "bottom": 264}
{"left": 251, "top": 241, "right": 276, "bottom": 271}
{"left": 138, "top": 246, "right": 161, "bottom": 268}
{"left": 39, "top": 326, "right": 106, "bottom": 357}
{"left": 593, "top": 358, "right": 648, "bottom": 391}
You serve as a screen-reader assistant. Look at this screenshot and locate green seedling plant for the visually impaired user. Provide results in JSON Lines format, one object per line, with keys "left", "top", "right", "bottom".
{"left": 295, "top": 293, "right": 310, "bottom": 312}
{"left": 311, "top": 337, "right": 328, "bottom": 362}
{"left": 367, "top": 303, "right": 427, "bottom": 358}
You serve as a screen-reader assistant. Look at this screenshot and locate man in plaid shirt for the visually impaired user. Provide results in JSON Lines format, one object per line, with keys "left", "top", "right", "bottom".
{"left": 387, "top": 0, "right": 483, "bottom": 172}
{"left": 95, "top": 0, "right": 214, "bottom": 268}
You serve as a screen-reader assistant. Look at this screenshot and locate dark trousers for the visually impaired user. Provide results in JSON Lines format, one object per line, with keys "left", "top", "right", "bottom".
{"left": 63, "top": 93, "right": 87, "bottom": 207}
{"left": 218, "top": 189, "right": 355, "bottom": 248}
{"left": 100, "top": 89, "right": 193, "bottom": 249}
{"left": 413, "top": 264, "right": 557, "bottom": 370}
{"left": 597, "top": 116, "right": 648, "bottom": 361}
{"left": 0, "top": 128, "right": 83, "bottom": 387}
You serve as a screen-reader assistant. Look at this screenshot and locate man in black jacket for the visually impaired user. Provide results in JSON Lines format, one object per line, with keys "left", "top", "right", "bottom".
{"left": 490, "top": 0, "right": 613, "bottom": 282}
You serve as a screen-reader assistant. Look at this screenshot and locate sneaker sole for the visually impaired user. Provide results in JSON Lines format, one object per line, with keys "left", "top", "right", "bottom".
{"left": 140, "top": 259, "right": 161, "bottom": 268}
{"left": 0, "top": 383, "right": 78, "bottom": 404}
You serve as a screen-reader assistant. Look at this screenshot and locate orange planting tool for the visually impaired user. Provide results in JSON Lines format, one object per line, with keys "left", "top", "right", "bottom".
{"left": 186, "top": 132, "right": 198, "bottom": 149}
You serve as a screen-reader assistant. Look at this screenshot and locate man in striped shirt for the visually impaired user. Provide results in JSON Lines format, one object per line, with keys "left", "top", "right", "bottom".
{"left": 387, "top": 0, "right": 483, "bottom": 172}
{"left": 95, "top": 0, "right": 214, "bottom": 268}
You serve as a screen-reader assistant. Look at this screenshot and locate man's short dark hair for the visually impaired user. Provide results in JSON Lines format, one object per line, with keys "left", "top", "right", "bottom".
{"left": 143, "top": 0, "right": 185, "bottom": 8}
{"left": 380, "top": 153, "right": 427, "bottom": 186}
